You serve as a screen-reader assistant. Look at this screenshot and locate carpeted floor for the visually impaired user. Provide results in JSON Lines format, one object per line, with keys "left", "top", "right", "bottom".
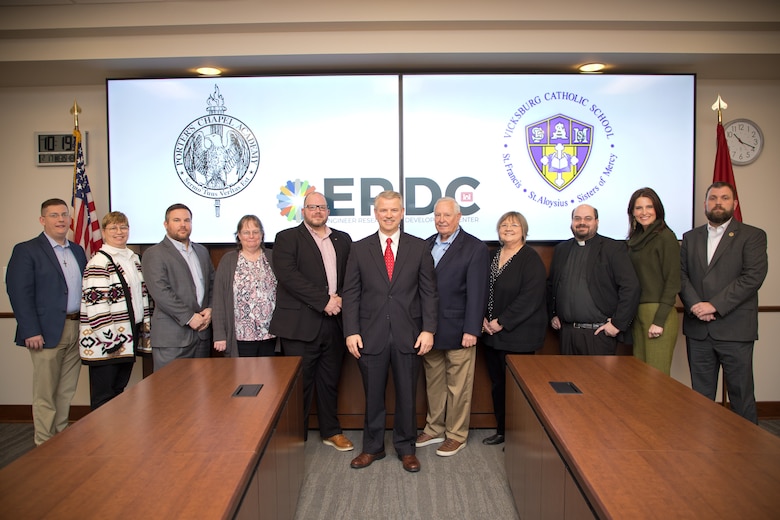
{"left": 294, "top": 429, "right": 518, "bottom": 520}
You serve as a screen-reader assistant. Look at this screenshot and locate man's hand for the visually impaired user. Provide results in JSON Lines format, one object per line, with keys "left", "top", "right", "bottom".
{"left": 24, "top": 335, "right": 44, "bottom": 350}
{"left": 461, "top": 333, "right": 477, "bottom": 348}
{"left": 691, "top": 302, "right": 717, "bottom": 321}
{"left": 415, "top": 331, "right": 435, "bottom": 356}
{"left": 551, "top": 316, "right": 561, "bottom": 330}
{"left": 595, "top": 318, "right": 620, "bottom": 337}
{"left": 346, "top": 334, "right": 363, "bottom": 359}
{"left": 324, "top": 294, "right": 342, "bottom": 316}
{"left": 188, "top": 308, "right": 212, "bottom": 332}
{"left": 189, "top": 313, "right": 207, "bottom": 331}
{"left": 214, "top": 340, "right": 227, "bottom": 352}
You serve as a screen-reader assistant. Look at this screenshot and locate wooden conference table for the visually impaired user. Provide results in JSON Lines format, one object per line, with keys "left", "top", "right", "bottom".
{"left": 0, "top": 357, "right": 304, "bottom": 519}
{"left": 506, "top": 355, "right": 780, "bottom": 520}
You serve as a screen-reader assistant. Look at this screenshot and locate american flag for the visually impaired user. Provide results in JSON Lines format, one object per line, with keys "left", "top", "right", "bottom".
{"left": 70, "top": 127, "right": 103, "bottom": 257}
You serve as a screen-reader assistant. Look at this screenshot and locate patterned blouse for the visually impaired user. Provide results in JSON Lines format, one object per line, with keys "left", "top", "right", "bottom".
{"left": 487, "top": 247, "right": 517, "bottom": 321}
{"left": 233, "top": 252, "right": 277, "bottom": 341}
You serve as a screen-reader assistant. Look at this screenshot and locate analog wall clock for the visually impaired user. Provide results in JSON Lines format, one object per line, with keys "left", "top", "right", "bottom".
{"left": 724, "top": 118, "right": 763, "bottom": 166}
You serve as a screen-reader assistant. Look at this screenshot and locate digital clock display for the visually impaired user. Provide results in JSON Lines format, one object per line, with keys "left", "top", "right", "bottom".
{"left": 35, "top": 132, "right": 87, "bottom": 166}
{"left": 38, "top": 153, "right": 76, "bottom": 163}
{"left": 38, "top": 134, "right": 76, "bottom": 153}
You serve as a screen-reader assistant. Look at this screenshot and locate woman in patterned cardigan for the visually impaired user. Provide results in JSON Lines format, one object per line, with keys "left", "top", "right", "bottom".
{"left": 80, "top": 212, "right": 151, "bottom": 409}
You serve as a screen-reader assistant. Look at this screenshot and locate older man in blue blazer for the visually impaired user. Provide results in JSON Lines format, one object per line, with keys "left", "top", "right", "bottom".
{"left": 415, "top": 197, "right": 489, "bottom": 457}
{"left": 7, "top": 198, "right": 87, "bottom": 445}
{"left": 681, "top": 182, "right": 768, "bottom": 423}
{"left": 142, "top": 203, "right": 215, "bottom": 371}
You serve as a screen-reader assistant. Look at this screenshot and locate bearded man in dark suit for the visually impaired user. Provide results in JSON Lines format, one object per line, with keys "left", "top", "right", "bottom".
{"left": 270, "top": 192, "right": 354, "bottom": 452}
{"left": 680, "top": 182, "right": 768, "bottom": 423}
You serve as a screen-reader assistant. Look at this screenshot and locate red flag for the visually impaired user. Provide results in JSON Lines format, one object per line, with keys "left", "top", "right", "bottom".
{"left": 713, "top": 122, "right": 742, "bottom": 222}
{"left": 70, "top": 128, "right": 103, "bottom": 257}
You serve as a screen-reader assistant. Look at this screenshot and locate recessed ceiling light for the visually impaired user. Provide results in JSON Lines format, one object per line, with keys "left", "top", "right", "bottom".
{"left": 196, "top": 67, "right": 222, "bottom": 76}
{"left": 579, "top": 63, "right": 606, "bottom": 73}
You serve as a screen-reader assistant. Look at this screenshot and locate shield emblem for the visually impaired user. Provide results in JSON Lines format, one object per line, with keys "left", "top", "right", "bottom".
{"left": 526, "top": 115, "right": 593, "bottom": 191}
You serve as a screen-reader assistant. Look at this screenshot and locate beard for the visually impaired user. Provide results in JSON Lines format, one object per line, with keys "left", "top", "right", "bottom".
{"left": 571, "top": 225, "right": 593, "bottom": 240}
{"left": 706, "top": 206, "right": 733, "bottom": 225}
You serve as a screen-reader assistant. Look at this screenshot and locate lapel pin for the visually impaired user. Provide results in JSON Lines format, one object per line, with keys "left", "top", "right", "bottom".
{"left": 728, "top": 232, "right": 735, "bottom": 237}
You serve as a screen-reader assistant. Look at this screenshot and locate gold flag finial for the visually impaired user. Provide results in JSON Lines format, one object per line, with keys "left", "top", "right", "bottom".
{"left": 711, "top": 95, "right": 728, "bottom": 124}
{"left": 70, "top": 100, "right": 81, "bottom": 129}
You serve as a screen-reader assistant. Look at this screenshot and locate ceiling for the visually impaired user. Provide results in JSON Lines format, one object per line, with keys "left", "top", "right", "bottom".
{"left": 2, "top": 2, "right": 779, "bottom": 87}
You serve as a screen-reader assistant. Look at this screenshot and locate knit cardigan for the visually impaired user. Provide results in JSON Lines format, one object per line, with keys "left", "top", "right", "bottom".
{"left": 79, "top": 248, "right": 152, "bottom": 364}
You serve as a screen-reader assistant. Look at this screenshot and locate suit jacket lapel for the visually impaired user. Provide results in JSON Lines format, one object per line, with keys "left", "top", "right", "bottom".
{"left": 434, "top": 231, "right": 463, "bottom": 272}
{"left": 707, "top": 220, "right": 739, "bottom": 272}
{"left": 161, "top": 236, "right": 198, "bottom": 294}
{"left": 37, "top": 233, "right": 67, "bottom": 283}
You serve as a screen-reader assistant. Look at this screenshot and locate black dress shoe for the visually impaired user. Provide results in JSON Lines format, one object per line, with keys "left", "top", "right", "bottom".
{"left": 482, "top": 433, "right": 505, "bottom": 445}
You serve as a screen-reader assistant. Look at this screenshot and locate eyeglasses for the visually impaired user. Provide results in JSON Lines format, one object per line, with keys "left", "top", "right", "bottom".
{"left": 105, "top": 225, "right": 129, "bottom": 232}
{"left": 572, "top": 216, "right": 595, "bottom": 223}
{"left": 304, "top": 205, "right": 328, "bottom": 211}
{"left": 240, "top": 230, "right": 262, "bottom": 237}
{"left": 499, "top": 223, "right": 521, "bottom": 229}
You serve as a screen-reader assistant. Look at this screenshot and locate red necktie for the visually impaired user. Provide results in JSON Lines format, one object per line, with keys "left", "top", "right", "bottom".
{"left": 384, "top": 237, "right": 394, "bottom": 280}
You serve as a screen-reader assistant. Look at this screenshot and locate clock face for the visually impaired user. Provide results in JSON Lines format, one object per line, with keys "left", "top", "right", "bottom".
{"left": 724, "top": 119, "right": 763, "bottom": 166}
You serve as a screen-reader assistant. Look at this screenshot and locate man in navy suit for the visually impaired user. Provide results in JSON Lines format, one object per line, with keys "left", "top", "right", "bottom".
{"left": 7, "top": 198, "right": 87, "bottom": 445}
{"left": 415, "top": 197, "right": 488, "bottom": 457}
{"left": 680, "top": 182, "right": 768, "bottom": 423}
{"left": 270, "top": 191, "right": 354, "bottom": 451}
{"left": 343, "top": 190, "right": 438, "bottom": 473}
{"left": 142, "top": 203, "right": 215, "bottom": 371}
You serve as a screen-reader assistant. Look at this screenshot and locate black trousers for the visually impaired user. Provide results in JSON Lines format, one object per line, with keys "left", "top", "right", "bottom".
{"left": 484, "top": 346, "right": 535, "bottom": 435}
{"left": 237, "top": 338, "right": 276, "bottom": 357}
{"left": 686, "top": 336, "right": 757, "bottom": 423}
{"left": 89, "top": 361, "right": 133, "bottom": 410}
{"left": 356, "top": 339, "right": 420, "bottom": 457}
{"left": 280, "top": 318, "right": 346, "bottom": 439}
{"left": 560, "top": 324, "right": 617, "bottom": 355}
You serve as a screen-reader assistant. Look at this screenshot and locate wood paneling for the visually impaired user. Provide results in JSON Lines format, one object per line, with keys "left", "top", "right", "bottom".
{"left": 506, "top": 355, "right": 780, "bottom": 520}
{"left": 0, "top": 358, "right": 304, "bottom": 520}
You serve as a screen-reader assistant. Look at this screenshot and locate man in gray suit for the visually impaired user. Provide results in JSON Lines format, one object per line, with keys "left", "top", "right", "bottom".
{"left": 680, "top": 182, "right": 768, "bottom": 423}
{"left": 142, "top": 203, "right": 215, "bottom": 371}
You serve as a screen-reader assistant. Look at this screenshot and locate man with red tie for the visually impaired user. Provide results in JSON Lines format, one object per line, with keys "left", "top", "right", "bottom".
{"left": 342, "top": 190, "right": 438, "bottom": 473}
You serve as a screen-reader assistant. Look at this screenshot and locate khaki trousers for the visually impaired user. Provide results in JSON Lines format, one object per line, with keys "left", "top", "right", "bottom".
{"left": 29, "top": 319, "right": 81, "bottom": 445}
{"left": 421, "top": 347, "right": 476, "bottom": 443}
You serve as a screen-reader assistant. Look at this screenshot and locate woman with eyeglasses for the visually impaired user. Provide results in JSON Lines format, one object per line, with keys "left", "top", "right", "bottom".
{"left": 212, "top": 215, "right": 277, "bottom": 357}
{"left": 80, "top": 211, "right": 151, "bottom": 409}
{"left": 481, "top": 211, "right": 547, "bottom": 446}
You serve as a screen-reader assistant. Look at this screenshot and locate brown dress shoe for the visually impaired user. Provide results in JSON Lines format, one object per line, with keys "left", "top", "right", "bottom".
{"left": 323, "top": 433, "right": 354, "bottom": 452}
{"left": 350, "top": 451, "right": 386, "bottom": 469}
{"left": 398, "top": 454, "right": 420, "bottom": 473}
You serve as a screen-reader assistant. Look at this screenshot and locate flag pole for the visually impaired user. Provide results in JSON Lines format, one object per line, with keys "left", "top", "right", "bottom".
{"left": 711, "top": 94, "right": 730, "bottom": 408}
{"left": 711, "top": 94, "right": 726, "bottom": 124}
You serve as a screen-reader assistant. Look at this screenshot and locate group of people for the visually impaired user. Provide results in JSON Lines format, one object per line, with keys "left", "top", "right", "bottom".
{"left": 6, "top": 182, "right": 767, "bottom": 475}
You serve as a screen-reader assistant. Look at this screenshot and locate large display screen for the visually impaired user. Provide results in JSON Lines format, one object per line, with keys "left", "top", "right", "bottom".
{"left": 107, "top": 73, "right": 694, "bottom": 244}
